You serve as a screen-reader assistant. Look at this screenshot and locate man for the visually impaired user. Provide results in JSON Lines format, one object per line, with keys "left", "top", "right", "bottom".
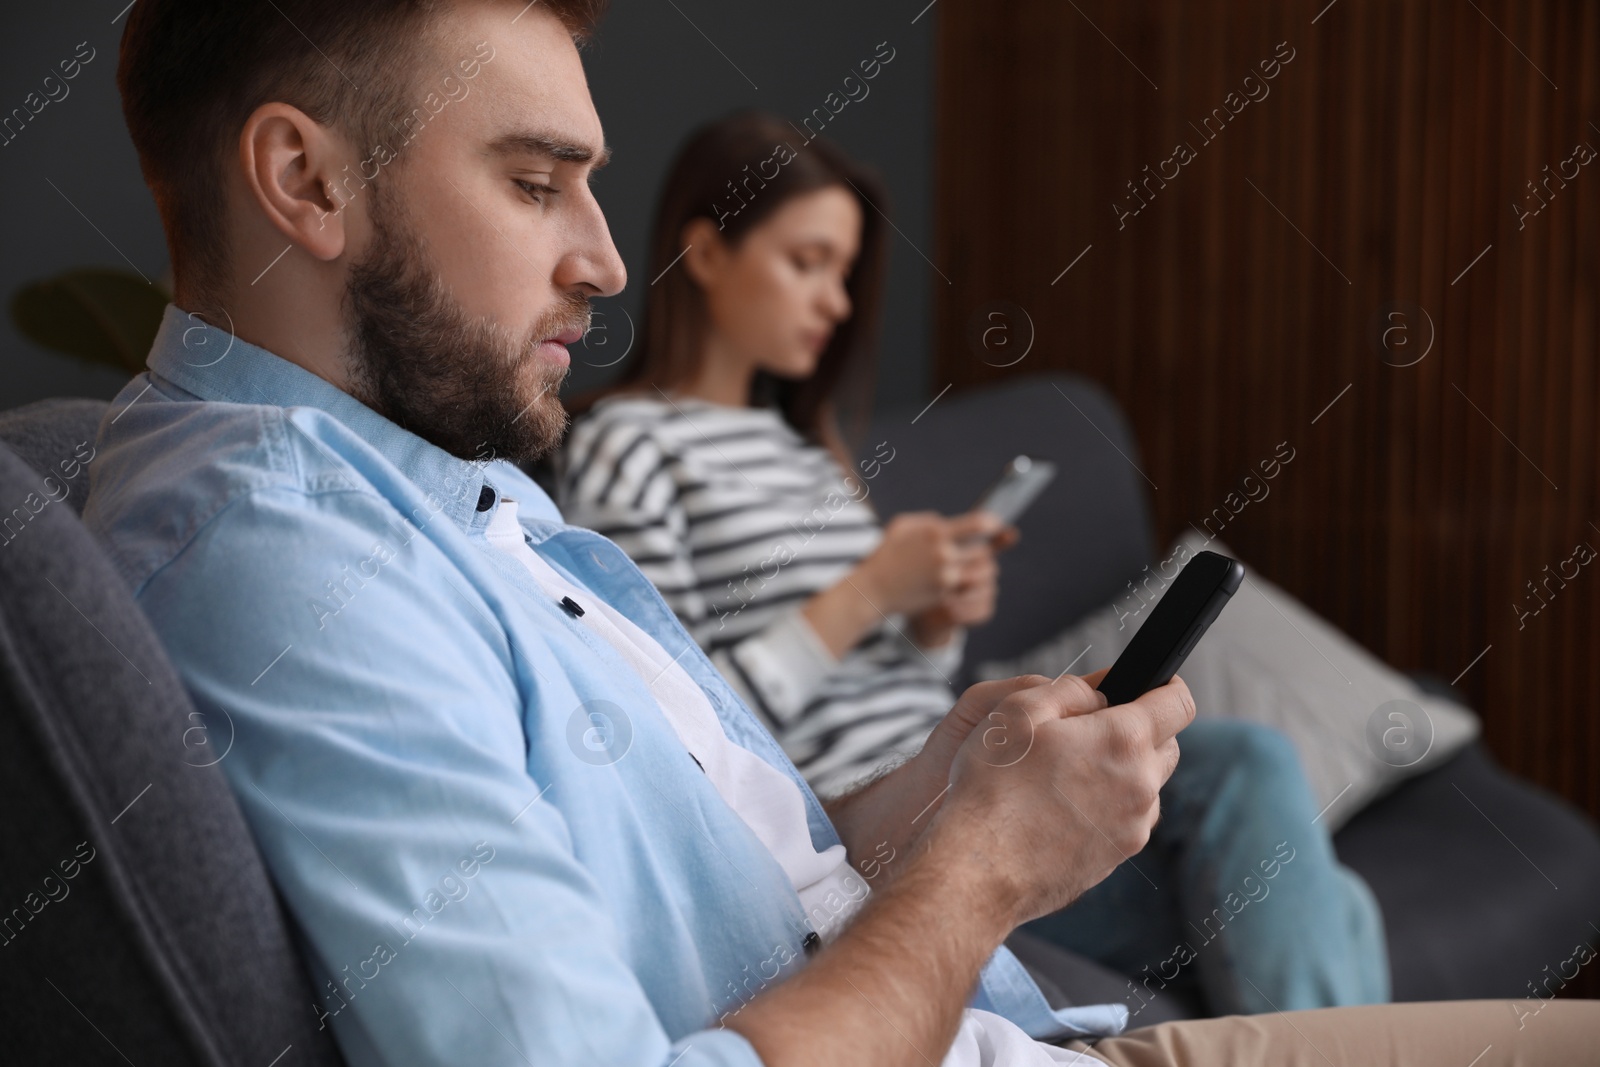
{"left": 87, "top": 1, "right": 1594, "bottom": 1064}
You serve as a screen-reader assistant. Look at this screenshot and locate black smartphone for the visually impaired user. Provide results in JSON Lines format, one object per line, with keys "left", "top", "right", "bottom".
{"left": 1095, "top": 550, "right": 1244, "bottom": 706}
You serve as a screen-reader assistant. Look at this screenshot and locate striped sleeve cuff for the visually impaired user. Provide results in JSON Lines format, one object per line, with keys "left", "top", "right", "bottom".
{"left": 724, "top": 606, "right": 839, "bottom": 728}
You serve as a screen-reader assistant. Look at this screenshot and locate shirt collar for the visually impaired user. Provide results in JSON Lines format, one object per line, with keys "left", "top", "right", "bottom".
{"left": 146, "top": 302, "right": 500, "bottom": 532}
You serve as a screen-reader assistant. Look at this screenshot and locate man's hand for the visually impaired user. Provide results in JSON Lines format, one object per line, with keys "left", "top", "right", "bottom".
{"left": 933, "top": 671, "right": 1196, "bottom": 927}
{"left": 726, "top": 671, "right": 1194, "bottom": 1067}
{"left": 822, "top": 672, "right": 1067, "bottom": 881}
{"left": 916, "top": 667, "right": 1111, "bottom": 787}
{"left": 824, "top": 668, "right": 1111, "bottom": 879}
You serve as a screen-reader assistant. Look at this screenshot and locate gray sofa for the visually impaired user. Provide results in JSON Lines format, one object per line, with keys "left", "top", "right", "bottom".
{"left": 2, "top": 380, "right": 1597, "bottom": 1063}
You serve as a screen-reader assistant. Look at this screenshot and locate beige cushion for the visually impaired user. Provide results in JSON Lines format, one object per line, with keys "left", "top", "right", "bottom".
{"left": 976, "top": 530, "right": 1480, "bottom": 830}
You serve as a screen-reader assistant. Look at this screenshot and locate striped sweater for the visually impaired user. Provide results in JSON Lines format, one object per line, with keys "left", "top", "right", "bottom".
{"left": 558, "top": 394, "right": 962, "bottom": 797}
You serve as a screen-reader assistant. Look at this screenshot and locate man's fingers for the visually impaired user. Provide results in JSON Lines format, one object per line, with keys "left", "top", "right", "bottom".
{"left": 1159, "top": 735, "right": 1182, "bottom": 786}
{"left": 1129, "top": 676, "right": 1197, "bottom": 744}
{"left": 950, "top": 674, "right": 1052, "bottom": 724}
{"left": 1021, "top": 671, "right": 1107, "bottom": 719}
{"left": 982, "top": 673, "right": 1055, "bottom": 697}
{"left": 1043, "top": 667, "right": 1110, "bottom": 719}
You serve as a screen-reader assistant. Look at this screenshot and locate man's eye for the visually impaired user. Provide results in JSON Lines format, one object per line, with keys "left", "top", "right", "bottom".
{"left": 515, "top": 179, "right": 558, "bottom": 202}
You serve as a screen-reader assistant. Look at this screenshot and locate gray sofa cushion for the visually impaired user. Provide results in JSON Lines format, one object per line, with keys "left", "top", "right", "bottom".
{"left": 974, "top": 529, "right": 1484, "bottom": 830}
{"left": 0, "top": 426, "right": 344, "bottom": 1066}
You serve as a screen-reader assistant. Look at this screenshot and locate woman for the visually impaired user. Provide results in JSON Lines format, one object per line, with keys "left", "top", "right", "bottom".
{"left": 557, "top": 110, "right": 1387, "bottom": 1018}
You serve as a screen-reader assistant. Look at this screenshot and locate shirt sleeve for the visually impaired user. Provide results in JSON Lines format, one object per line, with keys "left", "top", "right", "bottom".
{"left": 134, "top": 483, "right": 765, "bottom": 1067}
{"left": 560, "top": 423, "right": 840, "bottom": 733}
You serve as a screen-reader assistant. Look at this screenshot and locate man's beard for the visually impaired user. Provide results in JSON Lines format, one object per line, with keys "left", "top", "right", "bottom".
{"left": 342, "top": 185, "right": 587, "bottom": 465}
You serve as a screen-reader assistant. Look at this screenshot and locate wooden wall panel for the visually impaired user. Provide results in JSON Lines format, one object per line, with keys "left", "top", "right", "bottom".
{"left": 934, "top": 1, "right": 1599, "bottom": 820}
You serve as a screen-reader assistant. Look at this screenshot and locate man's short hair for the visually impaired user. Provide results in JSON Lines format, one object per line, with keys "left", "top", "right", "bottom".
{"left": 117, "top": 0, "right": 605, "bottom": 308}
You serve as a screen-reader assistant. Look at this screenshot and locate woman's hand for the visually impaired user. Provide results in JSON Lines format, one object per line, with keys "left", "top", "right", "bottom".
{"left": 855, "top": 511, "right": 1009, "bottom": 618}
{"left": 802, "top": 511, "right": 1017, "bottom": 659}
{"left": 907, "top": 512, "right": 1019, "bottom": 648}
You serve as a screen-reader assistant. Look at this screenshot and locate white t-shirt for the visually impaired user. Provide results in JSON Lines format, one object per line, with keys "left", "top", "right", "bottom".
{"left": 485, "top": 499, "right": 1106, "bottom": 1067}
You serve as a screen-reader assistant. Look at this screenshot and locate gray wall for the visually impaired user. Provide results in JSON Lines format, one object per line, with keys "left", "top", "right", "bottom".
{"left": 0, "top": 6, "right": 161, "bottom": 409}
{"left": 0, "top": 1, "right": 937, "bottom": 414}
{"left": 571, "top": 1, "right": 936, "bottom": 411}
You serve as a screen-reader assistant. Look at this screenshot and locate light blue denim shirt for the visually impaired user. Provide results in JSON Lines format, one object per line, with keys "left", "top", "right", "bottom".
{"left": 82, "top": 304, "right": 1127, "bottom": 1067}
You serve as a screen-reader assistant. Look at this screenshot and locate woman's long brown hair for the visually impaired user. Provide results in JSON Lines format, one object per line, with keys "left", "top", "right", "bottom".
{"left": 569, "top": 110, "right": 890, "bottom": 465}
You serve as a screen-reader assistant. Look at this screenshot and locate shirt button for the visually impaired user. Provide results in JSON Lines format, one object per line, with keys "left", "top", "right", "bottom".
{"left": 476, "top": 485, "right": 495, "bottom": 511}
{"left": 802, "top": 931, "right": 821, "bottom": 958}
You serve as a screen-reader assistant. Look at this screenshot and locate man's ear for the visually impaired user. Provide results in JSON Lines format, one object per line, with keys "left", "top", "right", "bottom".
{"left": 680, "top": 217, "right": 729, "bottom": 289}
{"left": 238, "top": 102, "right": 351, "bottom": 263}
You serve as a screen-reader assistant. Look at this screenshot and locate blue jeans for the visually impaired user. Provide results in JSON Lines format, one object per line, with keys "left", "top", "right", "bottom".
{"left": 1020, "top": 719, "right": 1390, "bottom": 1018}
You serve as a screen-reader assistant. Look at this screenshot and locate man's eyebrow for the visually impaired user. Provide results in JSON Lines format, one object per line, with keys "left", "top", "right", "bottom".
{"left": 487, "top": 130, "right": 612, "bottom": 171}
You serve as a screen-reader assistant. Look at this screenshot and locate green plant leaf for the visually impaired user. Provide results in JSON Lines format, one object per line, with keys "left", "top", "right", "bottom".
{"left": 10, "top": 268, "right": 169, "bottom": 374}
